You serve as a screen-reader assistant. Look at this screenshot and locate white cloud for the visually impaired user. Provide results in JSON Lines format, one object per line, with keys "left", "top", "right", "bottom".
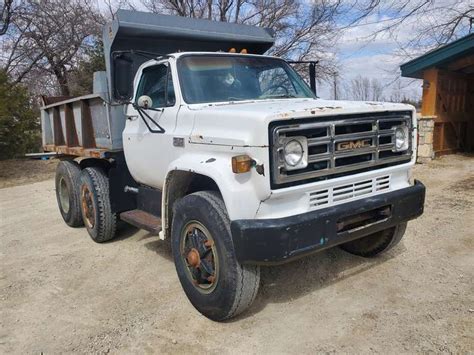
{"left": 316, "top": 12, "right": 429, "bottom": 101}
{"left": 321, "top": 0, "right": 471, "bottom": 101}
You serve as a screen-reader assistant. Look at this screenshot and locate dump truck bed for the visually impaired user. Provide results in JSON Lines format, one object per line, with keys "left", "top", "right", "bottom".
{"left": 41, "top": 9, "right": 275, "bottom": 157}
{"left": 41, "top": 92, "right": 125, "bottom": 157}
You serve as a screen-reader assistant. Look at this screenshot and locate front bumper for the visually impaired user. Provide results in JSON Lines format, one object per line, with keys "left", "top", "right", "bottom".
{"left": 231, "top": 180, "right": 425, "bottom": 264}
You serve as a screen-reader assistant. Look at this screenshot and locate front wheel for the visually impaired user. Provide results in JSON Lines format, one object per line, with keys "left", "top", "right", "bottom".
{"left": 171, "top": 191, "right": 260, "bottom": 321}
{"left": 339, "top": 223, "right": 407, "bottom": 257}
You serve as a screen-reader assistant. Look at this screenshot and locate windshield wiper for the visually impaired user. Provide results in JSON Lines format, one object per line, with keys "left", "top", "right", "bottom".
{"left": 260, "top": 94, "right": 298, "bottom": 99}
{"left": 227, "top": 97, "right": 247, "bottom": 101}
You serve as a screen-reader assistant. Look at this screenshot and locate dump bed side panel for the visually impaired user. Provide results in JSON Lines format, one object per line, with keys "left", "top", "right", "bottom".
{"left": 41, "top": 93, "right": 125, "bottom": 157}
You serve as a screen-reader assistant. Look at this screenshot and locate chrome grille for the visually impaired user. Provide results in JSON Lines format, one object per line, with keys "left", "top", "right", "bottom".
{"left": 270, "top": 112, "right": 412, "bottom": 186}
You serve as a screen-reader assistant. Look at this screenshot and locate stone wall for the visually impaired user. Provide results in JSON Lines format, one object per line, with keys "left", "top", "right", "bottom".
{"left": 417, "top": 115, "right": 435, "bottom": 163}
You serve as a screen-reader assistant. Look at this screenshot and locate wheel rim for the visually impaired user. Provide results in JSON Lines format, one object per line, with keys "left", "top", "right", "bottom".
{"left": 180, "top": 221, "right": 219, "bottom": 294}
{"left": 81, "top": 185, "right": 95, "bottom": 229}
{"left": 58, "top": 177, "right": 70, "bottom": 214}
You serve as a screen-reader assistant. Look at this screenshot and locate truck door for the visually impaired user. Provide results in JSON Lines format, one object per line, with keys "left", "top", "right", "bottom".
{"left": 123, "top": 61, "right": 178, "bottom": 188}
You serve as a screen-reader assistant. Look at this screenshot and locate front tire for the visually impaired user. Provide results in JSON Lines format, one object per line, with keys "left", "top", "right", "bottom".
{"left": 79, "top": 167, "right": 117, "bottom": 243}
{"left": 339, "top": 223, "right": 407, "bottom": 257}
{"left": 171, "top": 191, "right": 260, "bottom": 321}
{"left": 55, "top": 160, "right": 83, "bottom": 227}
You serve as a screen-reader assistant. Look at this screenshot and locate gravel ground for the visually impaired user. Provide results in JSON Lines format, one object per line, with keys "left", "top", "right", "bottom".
{"left": 0, "top": 158, "right": 58, "bottom": 189}
{"left": 0, "top": 154, "right": 473, "bottom": 354}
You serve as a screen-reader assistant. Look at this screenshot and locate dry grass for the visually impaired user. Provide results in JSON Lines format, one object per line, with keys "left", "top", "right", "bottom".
{"left": 0, "top": 158, "right": 58, "bottom": 189}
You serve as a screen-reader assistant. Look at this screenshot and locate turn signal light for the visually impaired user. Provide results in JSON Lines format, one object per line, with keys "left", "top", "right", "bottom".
{"left": 232, "top": 155, "right": 253, "bottom": 173}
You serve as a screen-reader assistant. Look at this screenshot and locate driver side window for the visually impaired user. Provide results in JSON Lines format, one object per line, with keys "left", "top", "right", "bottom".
{"left": 136, "top": 64, "right": 176, "bottom": 108}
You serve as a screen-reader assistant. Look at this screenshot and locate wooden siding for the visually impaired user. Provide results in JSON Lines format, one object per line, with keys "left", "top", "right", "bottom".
{"left": 421, "top": 68, "right": 474, "bottom": 155}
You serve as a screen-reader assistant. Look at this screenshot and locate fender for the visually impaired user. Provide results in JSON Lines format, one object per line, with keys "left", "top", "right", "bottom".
{"left": 161, "top": 152, "right": 266, "bottom": 239}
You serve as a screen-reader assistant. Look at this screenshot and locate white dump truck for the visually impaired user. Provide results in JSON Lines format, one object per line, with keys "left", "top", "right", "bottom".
{"left": 41, "top": 10, "right": 425, "bottom": 321}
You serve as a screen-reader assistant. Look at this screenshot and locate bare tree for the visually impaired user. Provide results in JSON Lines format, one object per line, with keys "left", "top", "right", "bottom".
{"left": 370, "top": 78, "right": 384, "bottom": 101}
{"left": 388, "top": 79, "right": 403, "bottom": 103}
{"left": 101, "top": 0, "right": 136, "bottom": 21}
{"left": 345, "top": 75, "right": 385, "bottom": 101}
{"left": 1, "top": 0, "right": 103, "bottom": 95}
{"left": 355, "top": 0, "right": 473, "bottom": 55}
{"left": 325, "top": 1, "right": 471, "bottom": 103}
{"left": 0, "top": 0, "right": 13, "bottom": 35}
{"left": 348, "top": 75, "right": 371, "bottom": 101}
{"left": 140, "top": 0, "right": 377, "bottom": 81}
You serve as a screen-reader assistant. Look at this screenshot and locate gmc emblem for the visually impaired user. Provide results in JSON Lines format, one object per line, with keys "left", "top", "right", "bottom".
{"left": 336, "top": 139, "right": 371, "bottom": 151}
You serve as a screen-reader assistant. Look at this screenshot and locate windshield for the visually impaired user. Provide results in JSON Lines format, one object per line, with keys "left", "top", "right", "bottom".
{"left": 177, "top": 55, "right": 315, "bottom": 104}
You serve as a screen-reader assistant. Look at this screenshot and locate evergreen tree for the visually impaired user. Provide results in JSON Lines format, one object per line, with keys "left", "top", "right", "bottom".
{"left": 69, "top": 39, "right": 106, "bottom": 96}
{"left": 0, "top": 71, "right": 40, "bottom": 159}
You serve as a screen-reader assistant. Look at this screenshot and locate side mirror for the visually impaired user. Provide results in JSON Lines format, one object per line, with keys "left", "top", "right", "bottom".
{"left": 112, "top": 52, "right": 134, "bottom": 101}
{"left": 137, "top": 95, "right": 153, "bottom": 109}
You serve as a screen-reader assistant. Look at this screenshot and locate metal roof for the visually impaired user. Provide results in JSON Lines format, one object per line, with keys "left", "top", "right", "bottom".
{"left": 400, "top": 33, "right": 474, "bottom": 79}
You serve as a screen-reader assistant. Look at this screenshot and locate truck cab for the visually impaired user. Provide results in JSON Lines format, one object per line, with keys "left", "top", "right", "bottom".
{"left": 42, "top": 10, "right": 425, "bottom": 321}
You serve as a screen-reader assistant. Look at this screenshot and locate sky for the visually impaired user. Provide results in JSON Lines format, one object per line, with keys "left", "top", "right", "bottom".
{"left": 317, "top": 0, "right": 473, "bottom": 101}
{"left": 96, "top": 0, "right": 473, "bottom": 103}
{"left": 104, "top": 0, "right": 432, "bottom": 102}
{"left": 317, "top": 12, "right": 425, "bottom": 101}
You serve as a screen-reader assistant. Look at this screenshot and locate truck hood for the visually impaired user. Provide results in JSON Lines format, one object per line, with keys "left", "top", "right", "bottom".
{"left": 188, "top": 98, "right": 414, "bottom": 147}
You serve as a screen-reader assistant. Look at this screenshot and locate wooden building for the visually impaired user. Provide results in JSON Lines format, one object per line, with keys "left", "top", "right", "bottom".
{"left": 401, "top": 34, "right": 474, "bottom": 157}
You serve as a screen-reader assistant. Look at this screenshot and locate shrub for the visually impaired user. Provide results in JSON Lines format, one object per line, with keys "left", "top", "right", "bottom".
{"left": 0, "top": 71, "right": 41, "bottom": 160}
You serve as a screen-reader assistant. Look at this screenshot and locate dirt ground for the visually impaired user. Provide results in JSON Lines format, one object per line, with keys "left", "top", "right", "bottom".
{"left": 0, "top": 155, "right": 473, "bottom": 354}
{"left": 0, "top": 158, "right": 58, "bottom": 189}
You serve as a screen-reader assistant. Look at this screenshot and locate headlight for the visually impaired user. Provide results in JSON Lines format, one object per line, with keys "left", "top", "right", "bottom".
{"left": 282, "top": 137, "right": 308, "bottom": 170}
{"left": 393, "top": 126, "right": 409, "bottom": 152}
{"left": 284, "top": 140, "right": 303, "bottom": 166}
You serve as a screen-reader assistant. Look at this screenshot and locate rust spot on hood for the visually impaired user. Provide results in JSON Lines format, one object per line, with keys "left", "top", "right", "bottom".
{"left": 308, "top": 106, "right": 343, "bottom": 114}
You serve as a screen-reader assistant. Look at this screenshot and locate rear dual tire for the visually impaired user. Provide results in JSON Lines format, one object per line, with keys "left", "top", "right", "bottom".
{"left": 79, "top": 167, "right": 117, "bottom": 243}
{"left": 55, "top": 162, "right": 117, "bottom": 242}
{"left": 55, "top": 160, "right": 84, "bottom": 227}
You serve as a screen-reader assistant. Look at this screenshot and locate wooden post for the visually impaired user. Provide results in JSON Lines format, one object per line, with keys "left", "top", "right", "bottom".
{"left": 421, "top": 68, "right": 439, "bottom": 117}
